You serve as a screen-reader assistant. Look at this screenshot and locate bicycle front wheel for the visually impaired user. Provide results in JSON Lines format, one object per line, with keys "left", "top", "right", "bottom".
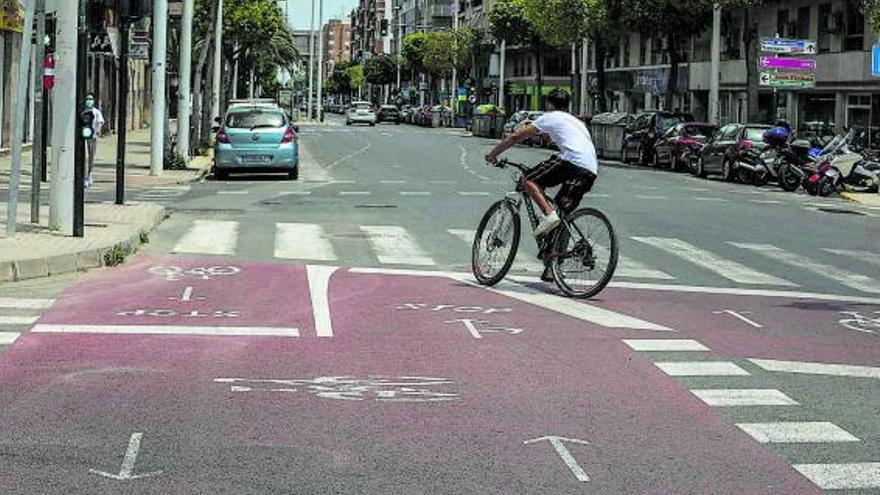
{"left": 472, "top": 200, "right": 521, "bottom": 286}
{"left": 550, "top": 208, "right": 618, "bottom": 298}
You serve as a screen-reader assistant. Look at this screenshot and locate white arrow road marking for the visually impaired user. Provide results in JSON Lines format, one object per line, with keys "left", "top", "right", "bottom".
{"left": 307, "top": 265, "right": 338, "bottom": 338}
{"left": 89, "top": 432, "right": 162, "bottom": 481}
{"left": 713, "top": 309, "right": 763, "bottom": 328}
{"left": 524, "top": 436, "right": 591, "bottom": 482}
{"left": 446, "top": 318, "right": 483, "bottom": 338}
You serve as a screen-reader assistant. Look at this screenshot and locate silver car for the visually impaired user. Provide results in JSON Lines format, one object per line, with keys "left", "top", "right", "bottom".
{"left": 213, "top": 106, "right": 299, "bottom": 180}
{"left": 346, "top": 101, "right": 377, "bottom": 126}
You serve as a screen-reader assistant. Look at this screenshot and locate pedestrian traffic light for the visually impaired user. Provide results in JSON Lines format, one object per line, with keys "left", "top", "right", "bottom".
{"left": 380, "top": 19, "right": 389, "bottom": 36}
{"left": 80, "top": 110, "right": 95, "bottom": 140}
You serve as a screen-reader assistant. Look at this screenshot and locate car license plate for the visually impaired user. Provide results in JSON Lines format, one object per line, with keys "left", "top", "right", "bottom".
{"left": 242, "top": 155, "right": 270, "bottom": 164}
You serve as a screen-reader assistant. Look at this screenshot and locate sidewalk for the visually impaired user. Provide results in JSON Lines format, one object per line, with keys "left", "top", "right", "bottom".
{"left": 0, "top": 128, "right": 212, "bottom": 283}
{"left": 0, "top": 201, "right": 165, "bottom": 282}
{"left": 0, "top": 128, "right": 212, "bottom": 187}
{"left": 840, "top": 191, "right": 880, "bottom": 207}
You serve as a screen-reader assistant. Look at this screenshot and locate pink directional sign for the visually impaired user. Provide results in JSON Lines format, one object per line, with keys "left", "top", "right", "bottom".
{"left": 761, "top": 56, "right": 816, "bottom": 71}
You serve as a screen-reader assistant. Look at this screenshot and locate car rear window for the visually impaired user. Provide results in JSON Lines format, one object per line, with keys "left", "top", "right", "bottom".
{"left": 657, "top": 114, "right": 685, "bottom": 132}
{"left": 745, "top": 127, "right": 770, "bottom": 142}
{"left": 683, "top": 125, "right": 715, "bottom": 138}
{"left": 354, "top": 103, "right": 372, "bottom": 110}
{"left": 226, "top": 111, "right": 285, "bottom": 129}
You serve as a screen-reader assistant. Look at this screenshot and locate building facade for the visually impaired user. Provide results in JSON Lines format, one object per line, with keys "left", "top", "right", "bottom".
{"left": 323, "top": 19, "right": 352, "bottom": 78}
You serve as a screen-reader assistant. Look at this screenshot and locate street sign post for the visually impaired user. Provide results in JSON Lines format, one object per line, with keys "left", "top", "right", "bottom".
{"left": 759, "top": 71, "right": 815, "bottom": 88}
{"left": 872, "top": 45, "right": 880, "bottom": 77}
{"left": 760, "top": 56, "right": 816, "bottom": 71}
{"left": 760, "top": 37, "right": 817, "bottom": 55}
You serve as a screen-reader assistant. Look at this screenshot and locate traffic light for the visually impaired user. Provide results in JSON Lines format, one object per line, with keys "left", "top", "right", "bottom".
{"left": 80, "top": 110, "right": 95, "bottom": 140}
{"left": 380, "top": 19, "right": 389, "bottom": 36}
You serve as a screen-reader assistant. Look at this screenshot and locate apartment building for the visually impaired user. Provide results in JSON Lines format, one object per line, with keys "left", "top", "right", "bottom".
{"left": 350, "top": 0, "right": 391, "bottom": 60}
{"left": 323, "top": 19, "right": 352, "bottom": 77}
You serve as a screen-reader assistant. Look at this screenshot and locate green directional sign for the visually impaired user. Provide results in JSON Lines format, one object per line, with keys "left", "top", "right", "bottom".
{"left": 759, "top": 71, "right": 815, "bottom": 88}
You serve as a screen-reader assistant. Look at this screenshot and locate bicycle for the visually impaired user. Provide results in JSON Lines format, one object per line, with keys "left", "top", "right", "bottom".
{"left": 838, "top": 311, "right": 880, "bottom": 335}
{"left": 471, "top": 158, "right": 618, "bottom": 298}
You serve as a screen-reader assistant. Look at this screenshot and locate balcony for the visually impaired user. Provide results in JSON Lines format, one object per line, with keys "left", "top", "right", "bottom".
{"left": 429, "top": 3, "right": 451, "bottom": 17}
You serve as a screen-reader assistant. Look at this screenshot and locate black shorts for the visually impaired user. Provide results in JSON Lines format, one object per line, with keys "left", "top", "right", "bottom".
{"left": 525, "top": 156, "right": 597, "bottom": 214}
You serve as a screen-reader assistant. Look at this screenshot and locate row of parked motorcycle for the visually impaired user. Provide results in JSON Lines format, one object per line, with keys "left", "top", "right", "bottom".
{"left": 623, "top": 117, "right": 880, "bottom": 196}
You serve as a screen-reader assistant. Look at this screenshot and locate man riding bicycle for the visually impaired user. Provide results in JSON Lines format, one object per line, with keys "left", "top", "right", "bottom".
{"left": 485, "top": 89, "right": 598, "bottom": 238}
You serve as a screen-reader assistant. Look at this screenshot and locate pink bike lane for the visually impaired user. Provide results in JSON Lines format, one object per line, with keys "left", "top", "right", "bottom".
{"left": 0, "top": 259, "right": 822, "bottom": 494}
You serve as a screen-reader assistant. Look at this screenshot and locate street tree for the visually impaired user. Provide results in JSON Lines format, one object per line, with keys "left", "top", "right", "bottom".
{"left": 402, "top": 32, "right": 428, "bottom": 74}
{"left": 621, "top": 0, "right": 713, "bottom": 110}
{"left": 331, "top": 60, "right": 356, "bottom": 98}
{"left": 488, "top": 0, "right": 546, "bottom": 109}
{"left": 715, "top": 0, "right": 768, "bottom": 121}
{"left": 422, "top": 29, "right": 474, "bottom": 77}
{"left": 192, "top": 0, "right": 220, "bottom": 150}
{"left": 347, "top": 64, "right": 365, "bottom": 97}
{"left": 364, "top": 54, "right": 398, "bottom": 86}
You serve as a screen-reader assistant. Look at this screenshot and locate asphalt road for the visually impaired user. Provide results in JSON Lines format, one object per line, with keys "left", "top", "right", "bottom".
{"left": 0, "top": 114, "right": 878, "bottom": 494}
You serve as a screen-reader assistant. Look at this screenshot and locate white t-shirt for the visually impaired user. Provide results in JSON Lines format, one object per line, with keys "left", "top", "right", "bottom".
{"left": 532, "top": 111, "right": 598, "bottom": 174}
{"left": 87, "top": 108, "right": 105, "bottom": 140}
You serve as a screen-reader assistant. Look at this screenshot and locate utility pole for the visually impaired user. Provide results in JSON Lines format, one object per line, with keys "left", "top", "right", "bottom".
{"left": 212, "top": 0, "right": 224, "bottom": 122}
{"left": 499, "top": 39, "right": 505, "bottom": 109}
{"left": 316, "top": 0, "right": 324, "bottom": 122}
{"left": 709, "top": 4, "right": 721, "bottom": 125}
{"left": 31, "top": 0, "right": 46, "bottom": 223}
{"left": 177, "top": 0, "right": 195, "bottom": 160}
{"left": 116, "top": 16, "right": 130, "bottom": 205}
{"left": 5, "top": 0, "right": 34, "bottom": 236}
{"left": 307, "top": 0, "right": 315, "bottom": 120}
{"left": 580, "top": 40, "right": 588, "bottom": 116}
{"left": 395, "top": 6, "right": 402, "bottom": 92}
{"left": 49, "top": 0, "right": 76, "bottom": 233}
{"left": 451, "top": 0, "right": 458, "bottom": 119}
{"left": 151, "top": 0, "right": 167, "bottom": 176}
{"left": 73, "top": 0, "right": 88, "bottom": 238}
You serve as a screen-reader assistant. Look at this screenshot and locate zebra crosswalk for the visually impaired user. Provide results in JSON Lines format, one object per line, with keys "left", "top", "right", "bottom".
{"left": 0, "top": 297, "right": 54, "bottom": 349}
{"left": 167, "top": 219, "right": 880, "bottom": 295}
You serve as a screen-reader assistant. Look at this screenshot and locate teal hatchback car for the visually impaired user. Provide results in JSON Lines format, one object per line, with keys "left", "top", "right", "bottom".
{"left": 213, "top": 106, "right": 299, "bottom": 180}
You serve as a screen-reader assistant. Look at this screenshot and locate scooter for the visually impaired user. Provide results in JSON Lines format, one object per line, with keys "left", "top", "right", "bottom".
{"left": 809, "top": 152, "right": 880, "bottom": 196}
{"left": 780, "top": 130, "right": 852, "bottom": 193}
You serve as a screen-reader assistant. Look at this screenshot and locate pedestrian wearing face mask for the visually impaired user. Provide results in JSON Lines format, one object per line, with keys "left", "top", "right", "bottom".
{"left": 83, "top": 93, "right": 105, "bottom": 189}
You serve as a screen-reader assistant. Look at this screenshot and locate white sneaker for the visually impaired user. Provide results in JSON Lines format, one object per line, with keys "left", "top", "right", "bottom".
{"left": 534, "top": 210, "right": 561, "bottom": 237}
{"left": 84, "top": 177, "right": 91, "bottom": 189}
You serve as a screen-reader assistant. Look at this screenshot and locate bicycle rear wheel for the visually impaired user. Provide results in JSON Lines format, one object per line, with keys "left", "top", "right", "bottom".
{"left": 550, "top": 208, "right": 618, "bottom": 298}
{"left": 472, "top": 200, "right": 521, "bottom": 286}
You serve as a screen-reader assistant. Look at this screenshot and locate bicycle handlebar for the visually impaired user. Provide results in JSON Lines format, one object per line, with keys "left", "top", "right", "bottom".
{"left": 490, "top": 158, "right": 528, "bottom": 172}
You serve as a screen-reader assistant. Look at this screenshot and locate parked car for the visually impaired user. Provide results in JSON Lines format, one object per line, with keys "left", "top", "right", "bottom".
{"left": 694, "top": 123, "right": 772, "bottom": 180}
{"left": 213, "top": 106, "right": 298, "bottom": 180}
{"left": 346, "top": 101, "right": 377, "bottom": 126}
{"left": 652, "top": 122, "right": 718, "bottom": 171}
{"left": 377, "top": 105, "right": 402, "bottom": 124}
{"left": 622, "top": 111, "right": 694, "bottom": 165}
{"left": 503, "top": 111, "right": 530, "bottom": 138}
{"left": 514, "top": 112, "right": 549, "bottom": 147}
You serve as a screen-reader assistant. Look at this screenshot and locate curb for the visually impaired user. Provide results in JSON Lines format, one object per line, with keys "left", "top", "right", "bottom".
{"left": 0, "top": 206, "right": 167, "bottom": 283}
{"left": 839, "top": 191, "right": 880, "bottom": 207}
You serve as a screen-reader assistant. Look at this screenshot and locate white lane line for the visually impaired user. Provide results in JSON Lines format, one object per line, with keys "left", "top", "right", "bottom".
{"left": 714, "top": 309, "right": 763, "bottom": 328}
{"left": 400, "top": 191, "right": 432, "bottom": 196}
{"left": 690, "top": 389, "right": 798, "bottom": 407}
{"left": 0, "top": 332, "right": 21, "bottom": 345}
{"left": 793, "top": 463, "right": 880, "bottom": 490}
{"left": 616, "top": 257, "right": 675, "bottom": 280}
{"left": 307, "top": 265, "right": 337, "bottom": 338}
{"left": 217, "top": 191, "right": 249, "bottom": 195}
{"left": 731, "top": 242, "right": 880, "bottom": 293}
{"left": 823, "top": 248, "right": 880, "bottom": 268}
{"left": 635, "top": 195, "right": 668, "bottom": 200}
{"left": 736, "top": 422, "right": 859, "bottom": 443}
{"left": 693, "top": 197, "right": 729, "bottom": 202}
{"left": 623, "top": 339, "right": 709, "bottom": 351}
{"left": 632, "top": 237, "right": 795, "bottom": 286}
{"left": 458, "top": 191, "right": 491, "bottom": 196}
{"left": 31, "top": 325, "right": 300, "bottom": 337}
{"left": 381, "top": 180, "right": 407, "bottom": 184}
{"left": 360, "top": 225, "right": 436, "bottom": 266}
{"left": 346, "top": 267, "right": 880, "bottom": 305}
{"left": 749, "top": 199, "right": 783, "bottom": 204}
{"left": 685, "top": 187, "right": 710, "bottom": 192}
{"left": 274, "top": 223, "right": 337, "bottom": 261}
{"left": 655, "top": 361, "right": 750, "bottom": 376}
{"left": 430, "top": 180, "right": 458, "bottom": 185}
{"left": 339, "top": 191, "right": 371, "bottom": 196}
{"left": 328, "top": 180, "right": 357, "bottom": 184}
{"left": 0, "top": 316, "right": 39, "bottom": 325}
{"left": 748, "top": 358, "right": 880, "bottom": 379}
{"left": 327, "top": 139, "right": 372, "bottom": 170}
{"left": 448, "top": 229, "right": 544, "bottom": 273}
{"left": 174, "top": 220, "right": 239, "bottom": 255}
{"left": 481, "top": 279, "right": 673, "bottom": 331}
{"left": 633, "top": 185, "right": 660, "bottom": 190}
{"left": 0, "top": 298, "right": 54, "bottom": 309}
{"left": 278, "top": 191, "right": 312, "bottom": 196}
{"left": 589, "top": 193, "right": 611, "bottom": 198}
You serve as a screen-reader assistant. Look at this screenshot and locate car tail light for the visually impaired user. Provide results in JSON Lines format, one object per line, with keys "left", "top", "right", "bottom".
{"left": 737, "top": 140, "right": 752, "bottom": 150}
{"left": 216, "top": 128, "right": 230, "bottom": 144}
{"left": 281, "top": 126, "right": 297, "bottom": 144}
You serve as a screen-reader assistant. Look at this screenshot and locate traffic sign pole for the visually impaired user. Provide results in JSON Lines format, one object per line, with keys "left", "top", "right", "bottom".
{"left": 116, "top": 17, "right": 129, "bottom": 205}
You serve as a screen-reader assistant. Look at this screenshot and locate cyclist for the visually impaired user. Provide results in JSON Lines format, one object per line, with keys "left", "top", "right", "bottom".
{"left": 485, "top": 89, "right": 598, "bottom": 238}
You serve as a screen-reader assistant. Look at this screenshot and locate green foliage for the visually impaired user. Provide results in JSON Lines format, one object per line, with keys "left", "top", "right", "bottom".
{"left": 488, "top": 0, "right": 536, "bottom": 46}
{"left": 521, "top": 0, "right": 604, "bottom": 47}
{"left": 347, "top": 64, "right": 365, "bottom": 90}
{"left": 863, "top": 0, "right": 880, "bottom": 31}
{"left": 364, "top": 54, "right": 398, "bottom": 85}
{"left": 103, "top": 245, "right": 127, "bottom": 267}
{"left": 422, "top": 29, "right": 474, "bottom": 76}
{"left": 621, "top": 0, "right": 713, "bottom": 40}
{"left": 164, "top": 151, "right": 189, "bottom": 170}
{"left": 402, "top": 32, "right": 428, "bottom": 72}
